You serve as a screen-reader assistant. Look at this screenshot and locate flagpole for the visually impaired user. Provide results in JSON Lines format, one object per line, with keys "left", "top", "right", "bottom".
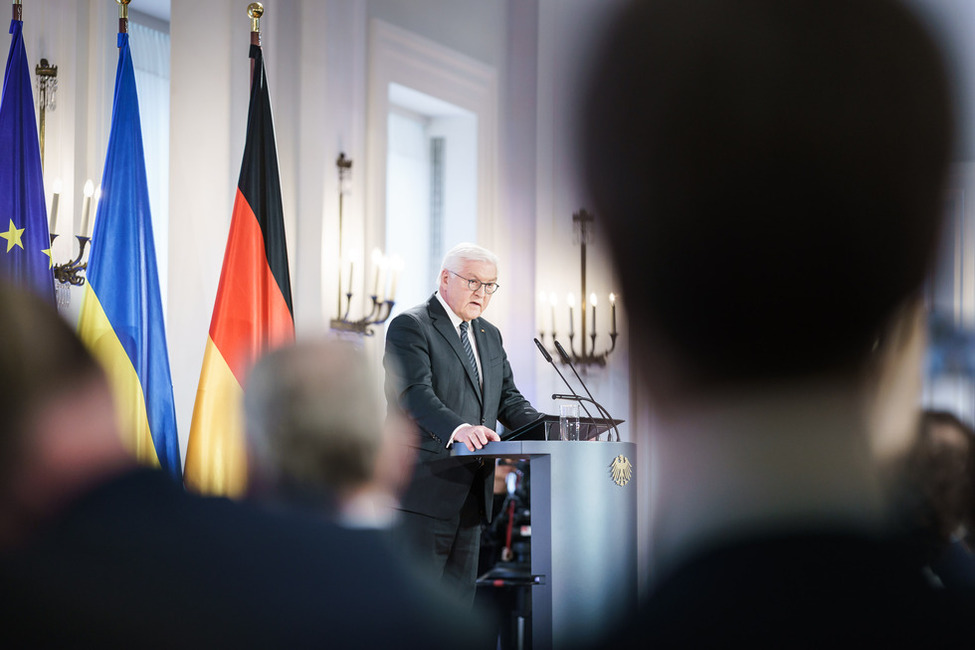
{"left": 117, "top": 0, "right": 130, "bottom": 36}
{"left": 186, "top": 0, "right": 293, "bottom": 495}
{"left": 79, "top": 0, "right": 183, "bottom": 479}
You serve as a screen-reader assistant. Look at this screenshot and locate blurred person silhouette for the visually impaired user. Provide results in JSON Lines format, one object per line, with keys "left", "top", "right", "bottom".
{"left": 896, "top": 409, "right": 975, "bottom": 591}
{"left": 579, "top": 0, "right": 975, "bottom": 645}
{"left": 243, "top": 337, "right": 491, "bottom": 649}
{"left": 0, "top": 282, "right": 475, "bottom": 649}
{"left": 243, "top": 338, "right": 413, "bottom": 527}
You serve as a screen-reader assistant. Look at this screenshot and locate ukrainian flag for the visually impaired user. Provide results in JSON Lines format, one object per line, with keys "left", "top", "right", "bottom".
{"left": 78, "top": 32, "right": 180, "bottom": 480}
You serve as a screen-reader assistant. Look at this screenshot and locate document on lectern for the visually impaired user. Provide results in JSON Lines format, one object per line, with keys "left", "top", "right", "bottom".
{"left": 500, "top": 415, "right": 554, "bottom": 441}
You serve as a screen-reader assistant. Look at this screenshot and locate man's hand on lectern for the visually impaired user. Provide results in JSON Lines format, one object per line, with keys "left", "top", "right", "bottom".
{"left": 454, "top": 425, "right": 500, "bottom": 452}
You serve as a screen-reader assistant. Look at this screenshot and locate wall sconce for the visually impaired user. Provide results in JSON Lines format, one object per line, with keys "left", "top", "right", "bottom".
{"left": 49, "top": 179, "right": 96, "bottom": 301}
{"left": 538, "top": 209, "right": 618, "bottom": 367}
{"left": 328, "top": 152, "right": 399, "bottom": 336}
{"left": 35, "top": 57, "right": 57, "bottom": 169}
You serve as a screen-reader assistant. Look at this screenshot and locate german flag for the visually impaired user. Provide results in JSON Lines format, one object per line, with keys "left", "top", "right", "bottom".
{"left": 183, "top": 43, "right": 294, "bottom": 497}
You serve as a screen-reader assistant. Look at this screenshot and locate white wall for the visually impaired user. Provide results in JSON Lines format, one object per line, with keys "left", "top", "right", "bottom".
{"left": 368, "top": 0, "right": 505, "bottom": 70}
{"left": 16, "top": 0, "right": 640, "bottom": 574}
{"left": 166, "top": 0, "right": 515, "bottom": 461}
{"left": 169, "top": 0, "right": 371, "bottom": 465}
{"left": 169, "top": 0, "right": 242, "bottom": 467}
{"left": 22, "top": 0, "right": 975, "bottom": 609}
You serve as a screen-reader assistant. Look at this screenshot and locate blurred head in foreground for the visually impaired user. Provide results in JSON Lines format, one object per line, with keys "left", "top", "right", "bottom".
{"left": 244, "top": 338, "right": 414, "bottom": 524}
{"left": 0, "top": 281, "right": 130, "bottom": 546}
{"left": 581, "top": 0, "right": 954, "bottom": 404}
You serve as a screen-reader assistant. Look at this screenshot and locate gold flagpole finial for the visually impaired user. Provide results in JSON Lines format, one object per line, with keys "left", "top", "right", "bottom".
{"left": 248, "top": 3, "right": 264, "bottom": 47}
{"left": 117, "top": 0, "right": 131, "bottom": 34}
{"left": 248, "top": 3, "right": 264, "bottom": 33}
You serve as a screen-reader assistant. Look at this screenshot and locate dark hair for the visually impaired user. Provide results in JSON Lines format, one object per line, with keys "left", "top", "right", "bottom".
{"left": 581, "top": 0, "right": 954, "bottom": 389}
{"left": 0, "top": 282, "right": 102, "bottom": 484}
{"left": 901, "top": 410, "right": 975, "bottom": 546}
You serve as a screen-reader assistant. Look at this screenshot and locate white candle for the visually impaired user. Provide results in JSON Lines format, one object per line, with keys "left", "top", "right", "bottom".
{"left": 91, "top": 185, "right": 102, "bottom": 237}
{"left": 567, "top": 293, "right": 575, "bottom": 336}
{"left": 377, "top": 258, "right": 388, "bottom": 302}
{"left": 337, "top": 259, "right": 344, "bottom": 314}
{"left": 538, "top": 291, "right": 547, "bottom": 332}
{"left": 371, "top": 248, "right": 383, "bottom": 297}
{"left": 388, "top": 256, "right": 402, "bottom": 302}
{"left": 49, "top": 178, "right": 62, "bottom": 234}
{"left": 80, "top": 180, "right": 94, "bottom": 238}
{"left": 609, "top": 293, "right": 617, "bottom": 335}
{"left": 590, "top": 293, "right": 598, "bottom": 335}
{"left": 549, "top": 292, "right": 557, "bottom": 334}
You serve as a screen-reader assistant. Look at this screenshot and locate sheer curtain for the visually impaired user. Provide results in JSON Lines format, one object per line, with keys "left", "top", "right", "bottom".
{"left": 128, "top": 20, "right": 170, "bottom": 311}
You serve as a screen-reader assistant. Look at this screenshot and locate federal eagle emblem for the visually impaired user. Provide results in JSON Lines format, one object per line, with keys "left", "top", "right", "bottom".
{"left": 610, "top": 454, "right": 632, "bottom": 487}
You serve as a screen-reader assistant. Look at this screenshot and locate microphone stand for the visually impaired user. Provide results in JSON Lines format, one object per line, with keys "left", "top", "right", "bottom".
{"left": 554, "top": 339, "right": 621, "bottom": 442}
{"left": 533, "top": 337, "right": 599, "bottom": 431}
{"left": 551, "top": 394, "right": 620, "bottom": 442}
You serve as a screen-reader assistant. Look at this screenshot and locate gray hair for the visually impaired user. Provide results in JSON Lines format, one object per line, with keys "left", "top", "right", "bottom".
{"left": 244, "top": 338, "right": 385, "bottom": 496}
{"left": 440, "top": 242, "right": 499, "bottom": 278}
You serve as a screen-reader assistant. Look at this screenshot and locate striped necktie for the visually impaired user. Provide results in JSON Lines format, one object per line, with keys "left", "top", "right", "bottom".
{"left": 459, "top": 321, "right": 480, "bottom": 387}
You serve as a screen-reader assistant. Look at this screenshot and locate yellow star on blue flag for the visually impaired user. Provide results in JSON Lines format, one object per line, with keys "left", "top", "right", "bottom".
{"left": 0, "top": 219, "right": 25, "bottom": 252}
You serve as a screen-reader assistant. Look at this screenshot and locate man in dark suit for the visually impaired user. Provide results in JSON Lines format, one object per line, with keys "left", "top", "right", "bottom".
{"left": 0, "top": 281, "right": 476, "bottom": 649}
{"left": 579, "top": 0, "right": 975, "bottom": 646}
{"left": 384, "top": 242, "right": 541, "bottom": 606}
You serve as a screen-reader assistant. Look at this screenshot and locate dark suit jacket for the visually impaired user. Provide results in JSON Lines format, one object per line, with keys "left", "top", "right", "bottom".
{"left": 591, "top": 531, "right": 975, "bottom": 648}
{"left": 0, "top": 468, "right": 480, "bottom": 649}
{"left": 384, "top": 294, "right": 540, "bottom": 521}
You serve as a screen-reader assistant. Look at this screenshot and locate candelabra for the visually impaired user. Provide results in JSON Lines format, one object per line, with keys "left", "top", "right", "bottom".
{"left": 49, "top": 180, "right": 96, "bottom": 308}
{"left": 51, "top": 233, "right": 89, "bottom": 287}
{"left": 538, "top": 209, "right": 618, "bottom": 367}
{"left": 329, "top": 153, "right": 399, "bottom": 336}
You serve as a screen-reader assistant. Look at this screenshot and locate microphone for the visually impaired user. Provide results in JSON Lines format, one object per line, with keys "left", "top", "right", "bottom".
{"left": 533, "top": 337, "right": 554, "bottom": 363}
{"left": 553, "top": 340, "right": 621, "bottom": 442}
{"left": 533, "top": 337, "right": 598, "bottom": 430}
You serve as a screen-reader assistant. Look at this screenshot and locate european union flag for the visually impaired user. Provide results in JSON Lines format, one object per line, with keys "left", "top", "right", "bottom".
{"left": 78, "top": 32, "right": 181, "bottom": 480}
{"left": 0, "top": 17, "right": 54, "bottom": 301}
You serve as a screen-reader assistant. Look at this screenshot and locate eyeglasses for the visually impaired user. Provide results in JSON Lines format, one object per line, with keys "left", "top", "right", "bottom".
{"left": 448, "top": 270, "right": 500, "bottom": 295}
